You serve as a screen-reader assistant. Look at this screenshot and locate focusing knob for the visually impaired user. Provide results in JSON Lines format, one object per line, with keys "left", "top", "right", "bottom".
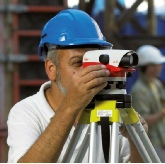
{"left": 99, "top": 54, "right": 109, "bottom": 65}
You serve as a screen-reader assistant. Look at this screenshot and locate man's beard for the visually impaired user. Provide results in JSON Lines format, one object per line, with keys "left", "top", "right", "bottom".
{"left": 56, "top": 69, "right": 67, "bottom": 95}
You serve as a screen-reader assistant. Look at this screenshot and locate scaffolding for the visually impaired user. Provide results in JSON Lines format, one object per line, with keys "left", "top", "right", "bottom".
{"left": 0, "top": 0, "right": 66, "bottom": 162}
{"left": 0, "top": 0, "right": 165, "bottom": 162}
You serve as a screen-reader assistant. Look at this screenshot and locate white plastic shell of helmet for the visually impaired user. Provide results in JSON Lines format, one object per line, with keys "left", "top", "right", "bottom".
{"left": 137, "top": 45, "right": 165, "bottom": 66}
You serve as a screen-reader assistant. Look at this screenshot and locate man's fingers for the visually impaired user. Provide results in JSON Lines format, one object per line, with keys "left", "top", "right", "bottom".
{"left": 84, "top": 69, "right": 110, "bottom": 83}
{"left": 119, "top": 124, "right": 127, "bottom": 134}
{"left": 81, "top": 65, "right": 107, "bottom": 76}
{"left": 136, "top": 112, "right": 148, "bottom": 132}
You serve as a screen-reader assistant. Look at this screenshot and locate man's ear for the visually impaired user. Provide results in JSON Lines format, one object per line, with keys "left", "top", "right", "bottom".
{"left": 45, "top": 59, "right": 56, "bottom": 81}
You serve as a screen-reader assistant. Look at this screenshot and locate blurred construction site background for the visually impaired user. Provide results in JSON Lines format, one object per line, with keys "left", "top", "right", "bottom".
{"left": 0, "top": 0, "right": 165, "bottom": 162}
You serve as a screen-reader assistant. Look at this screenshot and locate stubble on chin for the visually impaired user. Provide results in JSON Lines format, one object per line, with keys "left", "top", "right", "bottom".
{"left": 56, "top": 70, "right": 67, "bottom": 95}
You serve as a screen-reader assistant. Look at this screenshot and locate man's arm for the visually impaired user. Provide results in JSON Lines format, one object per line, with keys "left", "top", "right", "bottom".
{"left": 144, "top": 110, "right": 165, "bottom": 126}
{"left": 17, "top": 104, "right": 79, "bottom": 162}
{"left": 16, "top": 65, "right": 109, "bottom": 163}
{"left": 128, "top": 139, "right": 143, "bottom": 163}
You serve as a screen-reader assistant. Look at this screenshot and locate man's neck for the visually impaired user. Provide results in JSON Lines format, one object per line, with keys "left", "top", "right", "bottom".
{"left": 45, "top": 83, "right": 82, "bottom": 126}
{"left": 45, "top": 85, "right": 64, "bottom": 113}
{"left": 144, "top": 74, "right": 155, "bottom": 83}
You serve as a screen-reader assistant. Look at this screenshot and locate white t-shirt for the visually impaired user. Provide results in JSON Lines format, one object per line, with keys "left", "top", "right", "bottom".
{"left": 7, "top": 81, "right": 130, "bottom": 163}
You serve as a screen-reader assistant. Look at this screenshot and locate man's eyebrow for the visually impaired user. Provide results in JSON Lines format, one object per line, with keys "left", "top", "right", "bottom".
{"left": 70, "top": 56, "right": 83, "bottom": 60}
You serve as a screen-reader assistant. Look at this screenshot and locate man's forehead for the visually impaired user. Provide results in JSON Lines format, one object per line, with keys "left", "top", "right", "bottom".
{"left": 59, "top": 48, "right": 98, "bottom": 57}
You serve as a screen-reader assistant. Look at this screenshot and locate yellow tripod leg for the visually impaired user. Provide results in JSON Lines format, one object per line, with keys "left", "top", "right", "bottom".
{"left": 118, "top": 107, "right": 139, "bottom": 124}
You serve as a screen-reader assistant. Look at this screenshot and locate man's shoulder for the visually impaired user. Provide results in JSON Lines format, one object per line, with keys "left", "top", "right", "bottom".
{"left": 8, "top": 81, "right": 51, "bottom": 121}
{"left": 154, "top": 78, "right": 164, "bottom": 88}
{"left": 131, "top": 79, "right": 146, "bottom": 92}
{"left": 8, "top": 93, "right": 40, "bottom": 121}
{"left": 12, "top": 81, "right": 50, "bottom": 108}
{"left": 15, "top": 93, "right": 39, "bottom": 109}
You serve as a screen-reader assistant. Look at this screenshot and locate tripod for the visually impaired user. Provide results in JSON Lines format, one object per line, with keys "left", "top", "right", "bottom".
{"left": 62, "top": 82, "right": 161, "bottom": 163}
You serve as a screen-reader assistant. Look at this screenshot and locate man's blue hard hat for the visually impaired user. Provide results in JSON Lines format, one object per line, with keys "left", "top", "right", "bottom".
{"left": 38, "top": 9, "right": 112, "bottom": 61}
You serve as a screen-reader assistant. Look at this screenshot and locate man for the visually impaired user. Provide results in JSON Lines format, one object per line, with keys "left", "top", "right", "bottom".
{"left": 131, "top": 45, "right": 165, "bottom": 162}
{"left": 7, "top": 9, "right": 147, "bottom": 163}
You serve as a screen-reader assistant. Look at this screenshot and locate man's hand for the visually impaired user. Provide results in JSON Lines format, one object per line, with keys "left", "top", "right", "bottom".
{"left": 62, "top": 65, "right": 110, "bottom": 114}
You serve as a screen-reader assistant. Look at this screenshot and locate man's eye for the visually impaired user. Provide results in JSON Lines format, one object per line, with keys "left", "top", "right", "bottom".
{"left": 73, "top": 61, "right": 82, "bottom": 66}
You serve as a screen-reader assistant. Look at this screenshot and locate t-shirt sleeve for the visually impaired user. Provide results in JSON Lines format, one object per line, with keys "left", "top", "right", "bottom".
{"left": 7, "top": 102, "right": 42, "bottom": 163}
{"left": 119, "top": 136, "right": 130, "bottom": 163}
